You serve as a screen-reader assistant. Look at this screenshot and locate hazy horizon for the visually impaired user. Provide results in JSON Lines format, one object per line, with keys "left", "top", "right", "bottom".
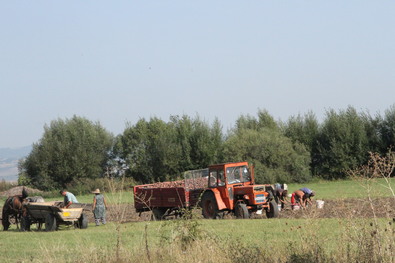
{"left": 1, "top": 1, "right": 394, "bottom": 148}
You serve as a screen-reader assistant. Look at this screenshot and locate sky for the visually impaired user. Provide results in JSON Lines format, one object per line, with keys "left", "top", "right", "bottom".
{"left": 1, "top": 1, "right": 394, "bottom": 148}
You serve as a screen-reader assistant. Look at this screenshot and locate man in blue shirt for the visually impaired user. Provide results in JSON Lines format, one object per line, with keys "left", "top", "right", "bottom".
{"left": 60, "top": 189, "right": 79, "bottom": 208}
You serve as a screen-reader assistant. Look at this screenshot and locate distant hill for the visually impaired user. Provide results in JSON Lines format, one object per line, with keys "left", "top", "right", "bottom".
{"left": 0, "top": 146, "right": 32, "bottom": 159}
{"left": 0, "top": 146, "right": 32, "bottom": 182}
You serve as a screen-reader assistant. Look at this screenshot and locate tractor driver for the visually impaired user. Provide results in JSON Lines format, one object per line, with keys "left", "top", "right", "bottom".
{"left": 209, "top": 171, "right": 225, "bottom": 187}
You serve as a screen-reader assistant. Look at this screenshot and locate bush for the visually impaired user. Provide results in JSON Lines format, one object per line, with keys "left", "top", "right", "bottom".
{"left": 0, "top": 179, "right": 17, "bottom": 192}
{"left": 65, "top": 177, "right": 136, "bottom": 196}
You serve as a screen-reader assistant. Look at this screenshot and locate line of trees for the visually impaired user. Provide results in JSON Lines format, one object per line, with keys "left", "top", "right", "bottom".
{"left": 18, "top": 105, "right": 395, "bottom": 191}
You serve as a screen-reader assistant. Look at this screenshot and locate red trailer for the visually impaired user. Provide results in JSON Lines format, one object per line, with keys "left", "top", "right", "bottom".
{"left": 133, "top": 162, "right": 278, "bottom": 220}
{"left": 134, "top": 170, "right": 208, "bottom": 219}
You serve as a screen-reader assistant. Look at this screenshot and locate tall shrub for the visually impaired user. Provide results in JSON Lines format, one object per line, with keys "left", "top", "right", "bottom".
{"left": 19, "top": 116, "right": 114, "bottom": 190}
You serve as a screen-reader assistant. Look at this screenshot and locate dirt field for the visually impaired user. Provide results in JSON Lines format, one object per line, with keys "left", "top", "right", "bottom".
{"left": 1, "top": 197, "right": 394, "bottom": 228}
{"left": 277, "top": 197, "right": 395, "bottom": 219}
{"left": 1, "top": 185, "right": 394, "bottom": 225}
{"left": 101, "top": 197, "right": 395, "bottom": 223}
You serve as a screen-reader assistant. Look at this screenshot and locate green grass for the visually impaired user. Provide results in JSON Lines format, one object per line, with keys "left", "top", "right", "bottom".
{"left": 0, "top": 177, "right": 393, "bottom": 262}
{"left": 0, "top": 219, "right": 342, "bottom": 261}
{"left": 0, "top": 217, "right": 391, "bottom": 263}
{"left": 287, "top": 177, "right": 394, "bottom": 200}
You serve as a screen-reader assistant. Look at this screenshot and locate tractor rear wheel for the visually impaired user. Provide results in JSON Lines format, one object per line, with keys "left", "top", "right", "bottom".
{"left": 266, "top": 200, "right": 279, "bottom": 218}
{"left": 235, "top": 203, "right": 249, "bottom": 219}
{"left": 201, "top": 192, "right": 222, "bottom": 219}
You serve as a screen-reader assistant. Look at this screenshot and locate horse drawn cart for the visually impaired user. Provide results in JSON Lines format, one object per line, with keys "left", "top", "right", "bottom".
{"left": 22, "top": 201, "right": 88, "bottom": 231}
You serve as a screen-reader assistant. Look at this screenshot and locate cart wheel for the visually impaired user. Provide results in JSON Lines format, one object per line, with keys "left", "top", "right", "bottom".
{"left": 45, "top": 214, "right": 57, "bottom": 231}
{"left": 79, "top": 213, "right": 88, "bottom": 229}
{"left": 235, "top": 203, "right": 249, "bottom": 219}
{"left": 21, "top": 216, "right": 31, "bottom": 231}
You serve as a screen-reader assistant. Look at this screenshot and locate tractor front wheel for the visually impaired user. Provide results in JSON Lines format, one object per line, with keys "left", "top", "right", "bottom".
{"left": 234, "top": 203, "right": 249, "bottom": 219}
{"left": 266, "top": 200, "right": 279, "bottom": 218}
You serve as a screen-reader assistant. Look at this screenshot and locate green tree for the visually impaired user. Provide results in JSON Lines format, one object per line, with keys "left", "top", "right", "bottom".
{"left": 282, "top": 111, "right": 320, "bottom": 175}
{"left": 235, "top": 109, "right": 279, "bottom": 132}
{"left": 282, "top": 111, "right": 319, "bottom": 153}
{"left": 360, "top": 111, "right": 383, "bottom": 154}
{"left": 225, "top": 111, "right": 311, "bottom": 183}
{"left": 171, "top": 115, "right": 224, "bottom": 170}
{"left": 113, "top": 118, "right": 180, "bottom": 183}
{"left": 315, "top": 107, "right": 369, "bottom": 179}
{"left": 379, "top": 104, "right": 395, "bottom": 152}
{"left": 114, "top": 115, "right": 224, "bottom": 184}
{"left": 19, "top": 116, "right": 114, "bottom": 190}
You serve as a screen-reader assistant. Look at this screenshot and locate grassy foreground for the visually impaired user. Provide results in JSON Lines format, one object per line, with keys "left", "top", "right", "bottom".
{"left": 0, "top": 177, "right": 394, "bottom": 262}
{"left": 0, "top": 216, "right": 393, "bottom": 263}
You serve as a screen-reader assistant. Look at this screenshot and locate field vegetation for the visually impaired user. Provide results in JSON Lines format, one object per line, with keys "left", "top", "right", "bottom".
{"left": 1, "top": 164, "right": 394, "bottom": 262}
{"left": 2, "top": 217, "right": 393, "bottom": 263}
{"left": 1, "top": 106, "right": 394, "bottom": 262}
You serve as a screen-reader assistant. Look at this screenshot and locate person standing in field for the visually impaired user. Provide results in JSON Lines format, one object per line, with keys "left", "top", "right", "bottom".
{"left": 60, "top": 189, "right": 79, "bottom": 208}
{"left": 92, "top": 188, "right": 108, "bottom": 226}
{"left": 291, "top": 187, "right": 315, "bottom": 209}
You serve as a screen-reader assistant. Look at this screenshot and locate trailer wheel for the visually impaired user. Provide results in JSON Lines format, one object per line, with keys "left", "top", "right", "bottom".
{"left": 235, "top": 203, "right": 249, "bottom": 219}
{"left": 79, "top": 213, "right": 88, "bottom": 229}
{"left": 266, "top": 200, "right": 279, "bottom": 218}
{"left": 152, "top": 208, "right": 167, "bottom": 221}
{"left": 201, "top": 192, "right": 222, "bottom": 219}
{"left": 45, "top": 214, "right": 57, "bottom": 231}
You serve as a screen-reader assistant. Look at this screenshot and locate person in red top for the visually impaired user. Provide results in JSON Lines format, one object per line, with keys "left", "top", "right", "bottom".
{"left": 291, "top": 188, "right": 315, "bottom": 209}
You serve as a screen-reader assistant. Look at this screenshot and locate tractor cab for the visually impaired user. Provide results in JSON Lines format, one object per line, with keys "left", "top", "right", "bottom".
{"left": 208, "top": 162, "right": 253, "bottom": 188}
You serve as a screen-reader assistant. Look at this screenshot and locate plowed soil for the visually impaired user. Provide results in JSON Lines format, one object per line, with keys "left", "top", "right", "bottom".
{"left": 98, "top": 197, "right": 395, "bottom": 223}
{"left": 2, "top": 186, "right": 394, "bottom": 224}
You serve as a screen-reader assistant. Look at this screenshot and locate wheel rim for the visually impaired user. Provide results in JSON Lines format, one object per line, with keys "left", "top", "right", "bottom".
{"left": 204, "top": 200, "right": 215, "bottom": 218}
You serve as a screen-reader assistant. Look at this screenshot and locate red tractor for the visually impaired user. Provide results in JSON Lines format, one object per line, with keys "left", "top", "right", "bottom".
{"left": 200, "top": 162, "right": 278, "bottom": 219}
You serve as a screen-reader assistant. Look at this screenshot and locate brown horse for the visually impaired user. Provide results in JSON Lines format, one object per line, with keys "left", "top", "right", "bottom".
{"left": 2, "top": 188, "right": 28, "bottom": 231}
